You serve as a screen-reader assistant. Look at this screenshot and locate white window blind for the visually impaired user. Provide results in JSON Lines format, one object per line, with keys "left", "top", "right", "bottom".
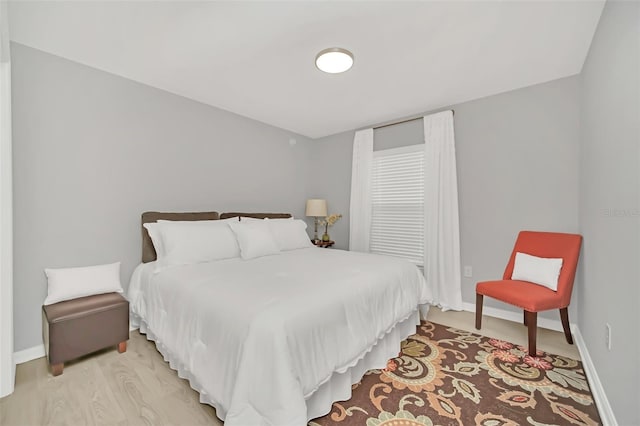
{"left": 370, "top": 144, "right": 424, "bottom": 265}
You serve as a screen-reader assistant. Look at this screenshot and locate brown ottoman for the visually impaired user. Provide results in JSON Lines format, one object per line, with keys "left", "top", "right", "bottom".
{"left": 42, "top": 292, "right": 129, "bottom": 376}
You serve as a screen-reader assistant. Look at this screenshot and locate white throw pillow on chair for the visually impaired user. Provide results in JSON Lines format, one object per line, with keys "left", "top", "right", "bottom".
{"left": 511, "top": 252, "right": 563, "bottom": 291}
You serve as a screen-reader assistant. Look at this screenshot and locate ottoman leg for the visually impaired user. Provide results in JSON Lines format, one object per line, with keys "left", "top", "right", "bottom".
{"left": 51, "top": 363, "right": 63, "bottom": 376}
{"left": 118, "top": 341, "right": 127, "bottom": 353}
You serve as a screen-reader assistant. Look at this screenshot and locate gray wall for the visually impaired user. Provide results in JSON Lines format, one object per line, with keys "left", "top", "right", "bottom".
{"left": 578, "top": 1, "right": 640, "bottom": 424}
{"left": 11, "top": 43, "right": 313, "bottom": 351}
{"left": 309, "top": 76, "right": 581, "bottom": 323}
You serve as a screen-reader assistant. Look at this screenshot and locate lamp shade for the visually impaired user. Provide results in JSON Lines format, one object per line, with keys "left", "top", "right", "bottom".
{"left": 305, "top": 199, "right": 327, "bottom": 217}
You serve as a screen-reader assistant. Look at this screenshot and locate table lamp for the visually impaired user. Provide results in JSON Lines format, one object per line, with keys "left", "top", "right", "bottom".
{"left": 305, "top": 199, "right": 327, "bottom": 242}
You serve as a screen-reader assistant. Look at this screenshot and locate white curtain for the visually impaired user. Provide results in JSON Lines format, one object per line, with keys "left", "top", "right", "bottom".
{"left": 423, "top": 111, "right": 462, "bottom": 311}
{"left": 349, "top": 128, "right": 374, "bottom": 252}
{"left": 0, "top": 0, "right": 14, "bottom": 397}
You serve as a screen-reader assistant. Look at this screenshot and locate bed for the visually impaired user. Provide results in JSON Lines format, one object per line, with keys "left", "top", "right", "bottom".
{"left": 127, "top": 211, "right": 429, "bottom": 425}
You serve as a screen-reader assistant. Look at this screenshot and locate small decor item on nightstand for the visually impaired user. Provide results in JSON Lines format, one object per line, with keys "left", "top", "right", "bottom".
{"left": 320, "top": 213, "right": 342, "bottom": 242}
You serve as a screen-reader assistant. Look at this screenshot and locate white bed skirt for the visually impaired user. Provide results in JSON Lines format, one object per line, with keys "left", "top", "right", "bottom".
{"left": 305, "top": 309, "right": 423, "bottom": 420}
{"left": 131, "top": 306, "right": 426, "bottom": 423}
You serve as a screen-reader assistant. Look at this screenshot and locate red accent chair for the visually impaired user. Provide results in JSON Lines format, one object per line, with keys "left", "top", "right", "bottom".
{"left": 475, "top": 231, "right": 582, "bottom": 357}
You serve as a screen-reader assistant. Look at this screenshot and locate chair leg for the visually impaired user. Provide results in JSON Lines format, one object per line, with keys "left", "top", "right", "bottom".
{"left": 475, "top": 294, "right": 483, "bottom": 329}
{"left": 559, "top": 307, "right": 574, "bottom": 345}
{"left": 523, "top": 310, "right": 528, "bottom": 326}
{"left": 524, "top": 311, "right": 537, "bottom": 357}
{"left": 118, "top": 341, "right": 127, "bottom": 353}
{"left": 51, "top": 363, "right": 63, "bottom": 376}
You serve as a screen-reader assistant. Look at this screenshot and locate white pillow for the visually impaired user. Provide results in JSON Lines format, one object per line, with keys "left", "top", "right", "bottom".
{"left": 511, "top": 252, "right": 563, "bottom": 291}
{"left": 156, "top": 220, "right": 240, "bottom": 270}
{"left": 44, "top": 262, "right": 123, "bottom": 305}
{"left": 143, "top": 222, "right": 165, "bottom": 258}
{"left": 218, "top": 217, "right": 244, "bottom": 223}
{"left": 239, "top": 216, "right": 293, "bottom": 222}
{"left": 266, "top": 218, "right": 313, "bottom": 251}
{"left": 157, "top": 217, "right": 239, "bottom": 224}
{"left": 147, "top": 219, "right": 230, "bottom": 260}
{"left": 238, "top": 216, "right": 260, "bottom": 222}
{"left": 229, "top": 221, "right": 281, "bottom": 260}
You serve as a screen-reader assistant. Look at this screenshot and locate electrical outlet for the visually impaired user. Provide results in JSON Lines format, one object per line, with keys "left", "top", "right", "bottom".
{"left": 605, "top": 323, "right": 611, "bottom": 350}
{"left": 463, "top": 266, "right": 473, "bottom": 278}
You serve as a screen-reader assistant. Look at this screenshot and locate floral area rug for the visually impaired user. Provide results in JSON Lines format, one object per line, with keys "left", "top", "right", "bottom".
{"left": 309, "top": 321, "right": 601, "bottom": 426}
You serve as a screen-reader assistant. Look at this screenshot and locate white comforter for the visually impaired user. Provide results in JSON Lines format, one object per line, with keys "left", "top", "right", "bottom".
{"left": 128, "top": 247, "right": 428, "bottom": 426}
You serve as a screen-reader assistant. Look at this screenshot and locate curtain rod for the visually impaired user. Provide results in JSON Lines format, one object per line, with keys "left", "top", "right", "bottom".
{"left": 373, "top": 109, "right": 455, "bottom": 130}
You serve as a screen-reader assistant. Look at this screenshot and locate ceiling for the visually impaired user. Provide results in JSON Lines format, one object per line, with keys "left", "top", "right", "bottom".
{"left": 8, "top": 1, "right": 604, "bottom": 139}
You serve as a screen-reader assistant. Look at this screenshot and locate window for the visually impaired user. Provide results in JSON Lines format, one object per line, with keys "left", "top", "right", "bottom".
{"left": 370, "top": 144, "right": 424, "bottom": 266}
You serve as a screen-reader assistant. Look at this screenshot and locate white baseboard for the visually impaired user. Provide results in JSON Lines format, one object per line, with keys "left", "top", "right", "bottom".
{"left": 573, "top": 328, "right": 617, "bottom": 425}
{"left": 13, "top": 344, "right": 45, "bottom": 365}
{"left": 461, "top": 302, "right": 573, "bottom": 332}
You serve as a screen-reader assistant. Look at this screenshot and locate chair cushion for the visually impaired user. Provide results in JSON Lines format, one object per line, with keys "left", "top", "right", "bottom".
{"left": 476, "top": 280, "right": 565, "bottom": 312}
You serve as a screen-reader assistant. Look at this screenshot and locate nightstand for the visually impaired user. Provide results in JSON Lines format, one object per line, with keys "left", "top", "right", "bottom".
{"left": 313, "top": 240, "right": 335, "bottom": 248}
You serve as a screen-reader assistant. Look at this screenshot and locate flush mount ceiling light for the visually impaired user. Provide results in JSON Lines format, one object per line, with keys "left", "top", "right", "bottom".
{"left": 315, "top": 48, "right": 354, "bottom": 74}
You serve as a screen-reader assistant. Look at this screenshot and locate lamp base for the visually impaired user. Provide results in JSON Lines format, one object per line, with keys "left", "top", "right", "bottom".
{"left": 313, "top": 218, "right": 320, "bottom": 242}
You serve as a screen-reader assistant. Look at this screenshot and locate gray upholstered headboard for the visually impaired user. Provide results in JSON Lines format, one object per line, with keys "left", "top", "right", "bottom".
{"left": 140, "top": 211, "right": 293, "bottom": 263}
{"left": 141, "top": 211, "right": 219, "bottom": 263}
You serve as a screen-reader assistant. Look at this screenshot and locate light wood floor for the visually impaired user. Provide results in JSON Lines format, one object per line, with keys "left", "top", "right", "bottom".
{"left": 0, "top": 308, "right": 580, "bottom": 425}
